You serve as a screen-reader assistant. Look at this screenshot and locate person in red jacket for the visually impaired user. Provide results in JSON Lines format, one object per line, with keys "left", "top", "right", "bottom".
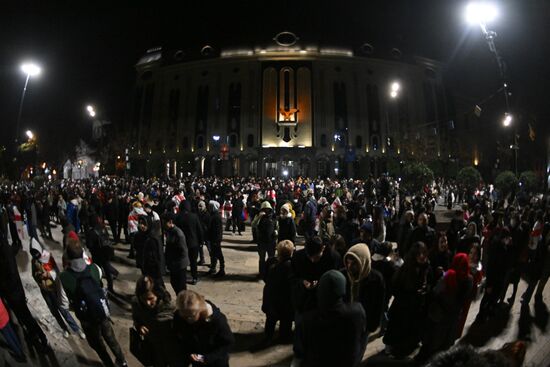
{"left": 0, "top": 298, "right": 26, "bottom": 363}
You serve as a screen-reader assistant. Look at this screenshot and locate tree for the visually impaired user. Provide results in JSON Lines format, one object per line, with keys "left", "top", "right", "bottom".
{"left": 495, "top": 170, "right": 518, "bottom": 196}
{"left": 401, "top": 162, "right": 434, "bottom": 193}
{"left": 519, "top": 170, "right": 539, "bottom": 193}
{"left": 457, "top": 167, "right": 482, "bottom": 194}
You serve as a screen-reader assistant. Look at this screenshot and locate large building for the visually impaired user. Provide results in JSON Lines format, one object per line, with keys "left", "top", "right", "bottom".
{"left": 127, "top": 32, "right": 456, "bottom": 178}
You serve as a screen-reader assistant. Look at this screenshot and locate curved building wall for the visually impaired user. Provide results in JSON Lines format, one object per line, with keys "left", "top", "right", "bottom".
{"left": 127, "top": 47, "right": 451, "bottom": 178}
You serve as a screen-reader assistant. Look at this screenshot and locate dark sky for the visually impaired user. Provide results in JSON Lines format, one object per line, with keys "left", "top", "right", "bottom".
{"left": 1, "top": 0, "right": 549, "bottom": 162}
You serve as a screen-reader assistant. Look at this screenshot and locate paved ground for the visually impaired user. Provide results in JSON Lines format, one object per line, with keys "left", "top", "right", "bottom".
{"left": 2, "top": 203, "right": 550, "bottom": 366}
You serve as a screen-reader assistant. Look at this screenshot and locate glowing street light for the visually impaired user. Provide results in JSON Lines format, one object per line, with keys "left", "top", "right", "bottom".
{"left": 465, "top": 2, "right": 498, "bottom": 29}
{"left": 21, "top": 63, "right": 42, "bottom": 77}
{"left": 389, "top": 81, "right": 400, "bottom": 98}
{"left": 212, "top": 135, "right": 220, "bottom": 142}
{"left": 86, "top": 105, "right": 96, "bottom": 117}
{"left": 26, "top": 130, "right": 34, "bottom": 140}
{"left": 15, "top": 61, "right": 42, "bottom": 144}
{"left": 502, "top": 113, "right": 513, "bottom": 127}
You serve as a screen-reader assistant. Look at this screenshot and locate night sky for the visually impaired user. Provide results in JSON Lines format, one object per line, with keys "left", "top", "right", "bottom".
{"left": 1, "top": 0, "right": 548, "bottom": 163}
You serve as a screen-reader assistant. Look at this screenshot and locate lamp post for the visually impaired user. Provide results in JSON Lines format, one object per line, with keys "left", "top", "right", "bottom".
{"left": 15, "top": 62, "right": 41, "bottom": 145}
{"left": 465, "top": 3, "right": 517, "bottom": 175}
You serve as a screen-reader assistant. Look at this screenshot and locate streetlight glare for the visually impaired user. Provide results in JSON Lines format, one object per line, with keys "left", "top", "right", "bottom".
{"left": 89, "top": 110, "right": 96, "bottom": 117}
{"left": 390, "top": 90, "right": 398, "bottom": 98}
{"left": 503, "top": 113, "right": 513, "bottom": 127}
{"left": 86, "top": 105, "right": 94, "bottom": 112}
{"left": 391, "top": 82, "right": 400, "bottom": 92}
{"left": 213, "top": 135, "right": 220, "bottom": 141}
{"left": 21, "top": 63, "right": 41, "bottom": 77}
{"left": 26, "top": 130, "right": 34, "bottom": 140}
{"left": 465, "top": 2, "right": 498, "bottom": 25}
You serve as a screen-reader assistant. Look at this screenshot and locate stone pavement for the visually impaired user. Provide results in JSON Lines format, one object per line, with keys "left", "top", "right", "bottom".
{"left": 2, "top": 204, "right": 550, "bottom": 366}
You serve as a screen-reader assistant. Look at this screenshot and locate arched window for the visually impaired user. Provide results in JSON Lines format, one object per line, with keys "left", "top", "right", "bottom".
{"left": 229, "top": 134, "right": 238, "bottom": 148}
{"left": 320, "top": 134, "right": 327, "bottom": 148}
{"left": 371, "top": 136, "right": 379, "bottom": 151}
{"left": 247, "top": 134, "right": 254, "bottom": 147}
{"left": 196, "top": 135, "right": 204, "bottom": 149}
{"left": 182, "top": 136, "right": 189, "bottom": 148}
{"left": 356, "top": 135, "right": 363, "bottom": 149}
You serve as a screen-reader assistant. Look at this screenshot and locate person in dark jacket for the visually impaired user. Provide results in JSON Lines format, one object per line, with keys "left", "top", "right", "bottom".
{"left": 397, "top": 210, "right": 415, "bottom": 257}
{"left": 117, "top": 194, "right": 130, "bottom": 244}
{"left": 383, "top": 241, "right": 432, "bottom": 358}
{"left": 371, "top": 242, "right": 398, "bottom": 334}
{"left": 415, "top": 253, "right": 474, "bottom": 364}
{"left": 134, "top": 215, "right": 164, "bottom": 287}
{"left": 303, "top": 191, "right": 318, "bottom": 240}
{"left": 257, "top": 201, "right": 277, "bottom": 277}
{"left": 86, "top": 215, "right": 117, "bottom": 293}
{"left": 290, "top": 236, "right": 341, "bottom": 359}
{"left": 429, "top": 233, "right": 452, "bottom": 281}
{"left": 342, "top": 243, "right": 386, "bottom": 335}
{"left": 104, "top": 195, "right": 120, "bottom": 243}
{"left": 176, "top": 201, "right": 204, "bottom": 285}
{"left": 300, "top": 270, "right": 367, "bottom": 367}
{"left": 476, "top": 228, "right": 510, "bottom": 322}
{"left": 277, "top": 203, "right": 297, "bottom": 244}
{"left": 174, "top": 290, "right": 235, "bottom": 367}
{"left": 208, "top": 201, "right": 225, "bottom": 278}
{"left": 260, "top": 240, "right": 295, "bottom": 345}
{"left": 408, "top": 213, "right": 436, "bottom": 252}
{"left": 231, "top": 192, "right": 244, "bottom": 235}
{"left": 132, "top": 275, "right": 183, "bottom": 367}
{"left": 197, "top": 200, "right": 211, "bottom": 266}
{"left": 165, "top": 213, "right": 190, "bottom": 294}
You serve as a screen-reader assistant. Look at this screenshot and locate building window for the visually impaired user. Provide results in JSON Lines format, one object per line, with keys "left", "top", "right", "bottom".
{"left": 320, "top": 134, "right": 327, "bottom": 148}
{"left": 356, "top": 135, "right": 363, "bottom": 149}
{"left": 229, "top": 134, "right": 238, "bottom": 148}
{"left": 247, "top": 134, "right": 254, "bottom": 147}
{"left": 182, "top": 136, "right": 189, "bottom": 148}
{"left": 227, "top": 83, "right": 241, "bottom": 134}
{"left": 196, "top": 85, "right": 209, "bottom": 132}
{"left": 333, "top": 82, "right": 347, "bottom": 131}
{"left": 169, "top": 89, "right": 180, "bottom": 125}
{"left": 143, "top": 83, "right": 155, "bottom": 129}
{"left": 372, "top": 135, "right": 379, "bottom": 151}
{"left": 196, "top": 135, "right": 204, "bottom": 149}
{"left": 367, "top": 84, "right": 381, "bottom": 132}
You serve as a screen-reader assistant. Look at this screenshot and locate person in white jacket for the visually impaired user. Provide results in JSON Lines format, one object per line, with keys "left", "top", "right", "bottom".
{"left": 127, "top": 201, "right": 146, "bottom": 259}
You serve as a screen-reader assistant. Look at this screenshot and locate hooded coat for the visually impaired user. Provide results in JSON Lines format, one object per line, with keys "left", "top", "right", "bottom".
{"left": 342, "top": 244, "right": 386, "bottom": 333}
{"left": 301, "top": 270, "right": 367, "bottom": 367}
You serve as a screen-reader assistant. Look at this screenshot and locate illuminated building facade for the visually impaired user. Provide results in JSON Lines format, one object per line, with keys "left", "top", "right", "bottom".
{"left": 128, "top": 32, "right": 455, "bottom": 178}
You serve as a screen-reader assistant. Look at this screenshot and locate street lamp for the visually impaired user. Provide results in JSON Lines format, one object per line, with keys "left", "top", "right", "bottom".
{"left": 15, "top": 62, "right": 42, "bottom": 144}
{"left": 390, "top": 81, "right": 400, "bottom": 99}
{"left": 502, "top": 113, "right": 513, "bottom": 127}
{"left": 86, "top": 105, "right": 96, "bottom": 117}
{"left": 25, "top": 130, "right": 34, "bottom": 140}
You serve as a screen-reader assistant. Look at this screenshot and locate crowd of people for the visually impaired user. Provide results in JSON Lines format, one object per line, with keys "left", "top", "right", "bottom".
{"left": 0, "top": 174, "right": 545, "bottom": 367}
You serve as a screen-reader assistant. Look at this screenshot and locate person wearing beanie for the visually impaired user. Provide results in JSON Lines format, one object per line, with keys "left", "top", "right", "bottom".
{"left": 351, "top": 221, "right": 381, "bottom": 254}
{"left": 342, "top": 243, "right": 386, "bottom": 336}
{"left": 60, "top": 240, "right": 128, "bottom": 367}
{"left": 300, "top": 270, "right": 367, "bottom": 367}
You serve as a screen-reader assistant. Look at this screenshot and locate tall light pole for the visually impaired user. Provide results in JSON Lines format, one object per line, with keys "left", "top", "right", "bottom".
{"left": 465, "top": 2, "right": 518, "bottom": 175}
{"left": 15, "top": 62, "right": 41, "bottom": 145}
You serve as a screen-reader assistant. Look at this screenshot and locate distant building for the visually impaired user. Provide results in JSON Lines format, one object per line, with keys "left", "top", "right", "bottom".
{"left": 126, "top": 32, "right": 456, "bottom": 178}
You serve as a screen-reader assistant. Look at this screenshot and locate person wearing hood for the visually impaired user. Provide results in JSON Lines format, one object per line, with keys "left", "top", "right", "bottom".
{"left": 303, "top": 190, "right": 318, "bottom": 240}
{"left": 134, "top": 215, "right": 164, "bottom": 287}
{"left": 208, "top": 200, "right": 225, "bottom": 278}
{"left": 176, "top": 200, "right": 204, "bottom": 285}
{"left": 132, "top": 275, "right": 183, "bottom": 367}
{"left": 30, "top": 241, "right": 85, "bottom": 339}
{"left": 415, "top": 253, "right": 473, "bottom": 364}
{"left": 60, "top": 238, "right": 128, "bottom": 367}
{"left": 256, "top": 201, "right": 277, "bottom": 277}
{"left": 278, "top": 203, "right": 296, "bottom": 244}
{"left": 173, "top": 290, "right": 235, "bottom": 367}
{"left": 164, "top": 213, "right": 189, "bottom": 294}
{"left": 300, "top": 270, "right": 367, "bottom": 367}
{"left": 342, "top": 243, "right": 386, "bottom": 336}
{"left": 351, "top": 222, "right": 380, "bottom": 254}
{"left": 128, "top": 201, "right": 147, "bottom": 259}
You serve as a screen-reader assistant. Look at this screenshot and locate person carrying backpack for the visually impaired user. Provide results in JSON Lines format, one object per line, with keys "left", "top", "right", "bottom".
{"left": 60, "top": 237, "right": 128, "bottom": 367}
